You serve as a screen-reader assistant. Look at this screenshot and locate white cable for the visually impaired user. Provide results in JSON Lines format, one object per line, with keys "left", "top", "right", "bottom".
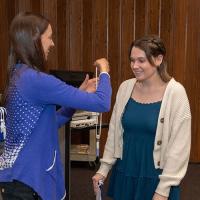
{"left": 95, "top": 68, "right": 102, "bottom": 157}
{"left": 96, "top": 179, "right": 103, "bottom": 200}
{"left": 0, "top": 107, "right": 7, "bottom": 141}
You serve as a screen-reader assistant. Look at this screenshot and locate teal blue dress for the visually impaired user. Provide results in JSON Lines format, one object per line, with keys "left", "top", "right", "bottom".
{"left": 107, "top": 98, "right": 180, "bottom": 200}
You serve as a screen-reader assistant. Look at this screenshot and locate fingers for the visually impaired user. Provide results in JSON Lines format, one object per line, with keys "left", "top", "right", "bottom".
{"left": 94, "top": 58, "right": 110, "bottom": 73}
{"left": 92, "top": 173, "right": 106, "bottom": 195}
{"left": 92, "top": 176, "right": 99, "bottom": 194}
{"left": 83, "top": 74, "right": 89, "bottom": 83}
{"left": 88, "top": 78, "right": 98, "bottom": 85}
{"left": 79, "top": 74, "right": 89, "bottom": 91}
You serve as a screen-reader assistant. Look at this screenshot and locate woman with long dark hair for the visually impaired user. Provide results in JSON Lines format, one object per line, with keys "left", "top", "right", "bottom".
{"left": 0, "top": 12, "right": 111, "bottom": 200}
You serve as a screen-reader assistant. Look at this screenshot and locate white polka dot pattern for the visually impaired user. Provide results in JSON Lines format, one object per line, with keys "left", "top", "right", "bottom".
{"left": 0, "top": 84, "right": 44, "bottom": 169}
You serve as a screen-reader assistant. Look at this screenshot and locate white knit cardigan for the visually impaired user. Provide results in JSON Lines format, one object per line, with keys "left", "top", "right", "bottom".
{"left": 97, "top": 78, "right": 191, "bottom": 197}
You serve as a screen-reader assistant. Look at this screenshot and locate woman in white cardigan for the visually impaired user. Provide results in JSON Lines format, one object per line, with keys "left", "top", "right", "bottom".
{"left": 92, "top": 35, "right": 191, "bottom": 200}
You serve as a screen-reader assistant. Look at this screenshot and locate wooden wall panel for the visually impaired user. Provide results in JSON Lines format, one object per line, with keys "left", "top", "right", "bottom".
{"left": 0, "top": 0, "right": 9, "bottom": 93}
{"left": 7, "top": 1, "right": 17, "bottom": 26}
{"left": 69, "top": 0, "right": 83, "bottom": 70}
{"left": 16, "top": 0, "right": 31, "bottom": 12}
{"left": 92, "top": 0, "right": 108, "bottom": 59}
{"left": 42, "top": 0, "right": 58, "bottom": 70}
{"left": 65, "top": 0, "right": 70, "bottom": 70}
{"left": 121, "top": 0, "right": 135, "bottom": 81}
{"left": 57, "top": 0, "right": 67, "bottom": 70}
{"left": 108, "top": 0, "right": 121, "bottom": 94}
{"left": 135, "top": 0, "right": 145, "bottom": 38}
{"left": 0, "top": 0, "right": 200, "bottom": 161}
{"left": 185, "top": 0, "right": 200, "bottom": 162}
{"left": 31, "top": 0, "right": 41, "bottom": 14}
{"left": 170, "top": 0, "right": 188, "bottom": 82}
{"left": 82, "top": 0, "right": 93, "bottom": 72}
{"left": 160, "top": 0, "right": 174, "bottom": 74}
{"left": 146, "top": 0, "right": 160, "bottom": 34}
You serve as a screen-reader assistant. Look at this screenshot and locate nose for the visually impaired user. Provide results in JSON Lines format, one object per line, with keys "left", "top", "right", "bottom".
{"left": 131, "top": 61, "right": 139, "bottom": 69}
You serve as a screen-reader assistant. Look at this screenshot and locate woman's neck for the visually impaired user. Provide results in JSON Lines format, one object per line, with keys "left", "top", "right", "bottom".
{"left": 137, "top": 74, "right": 165, "bottom": 91}
{"left": 132, "top": 74, "right": 168, "bottom": 103}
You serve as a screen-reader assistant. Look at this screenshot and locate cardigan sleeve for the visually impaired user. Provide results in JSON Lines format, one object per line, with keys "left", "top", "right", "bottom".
{"left": 17, "top": 69, "right": 112, "bottom": 113}
{"left": 155, "top": 85, "right": 191, "bottom": 197}
{"left": 96, "top": 81, "right": 126, "bottom": 178}
{"left": 96, "top": 101, "right": 118, "bottom": 177}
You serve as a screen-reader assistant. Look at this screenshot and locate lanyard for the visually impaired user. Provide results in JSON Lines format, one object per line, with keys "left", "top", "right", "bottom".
{"left": 96, "top": 180, "right": 104, "bottom": 200}
{"left": 95, "top": 67, "right": 102, "bottom": 158}
{"left": 0, "top": 107, "right": 7, "bottom": 142}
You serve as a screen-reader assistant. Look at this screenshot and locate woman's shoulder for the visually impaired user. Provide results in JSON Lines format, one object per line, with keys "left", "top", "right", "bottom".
{"left": 19, "top": 65, "right": 49, "bottom": 79}
{"left": 15, "top": 64, "right": 64, "bottom": 99}
{"left": 167, "top": 78, "right": 187, "bottom": 94}
{"left": 114, "top": 78, "right": 136, "bottom": 100}
{"left": 18, "top": 64, "right": 59, "bottom": 86}
{"left": 164, "top": 78, "right": 190, "bottom": 107}
{"left": 118, "top": 78, "right": 136, "bottom": 90}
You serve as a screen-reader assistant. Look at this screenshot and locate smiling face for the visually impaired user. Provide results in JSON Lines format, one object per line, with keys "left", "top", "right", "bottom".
{"left": 41, "top": 24, "right": 54, "bottom": 60}
{"left": 130, "top": 47, "right": 163, "bottom": 82}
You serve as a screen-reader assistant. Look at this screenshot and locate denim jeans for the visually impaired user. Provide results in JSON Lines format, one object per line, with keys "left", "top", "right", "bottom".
{"left": 0, "top": 180, "right": 42, "bottom": 200}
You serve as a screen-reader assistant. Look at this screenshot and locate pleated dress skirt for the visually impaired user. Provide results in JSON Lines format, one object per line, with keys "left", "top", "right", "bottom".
{"left": 107, "top": 98, "right": 180, "bottom": 200}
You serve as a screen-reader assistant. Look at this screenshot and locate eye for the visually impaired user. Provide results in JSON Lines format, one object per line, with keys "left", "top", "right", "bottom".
{"left": 137, "top": 58, "right": 146, "bottom": 63}
{"left": 138, "top": 59, "right": 145, "bottom": 63}
{"left": 130, "top": 58, "right": 135, "bottom": 63}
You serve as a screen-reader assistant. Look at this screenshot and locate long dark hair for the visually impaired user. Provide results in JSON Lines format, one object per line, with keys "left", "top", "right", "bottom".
{"left": 1, "top": 12, "right": 50, "bottom": 105}
{"left": 129, "top": 35, "right": 171, "bottom": 82}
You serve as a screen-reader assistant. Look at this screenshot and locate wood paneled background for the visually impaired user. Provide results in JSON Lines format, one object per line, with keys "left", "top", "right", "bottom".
{"left": 0, "top": 0, "right": 199, "bottom": 162}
